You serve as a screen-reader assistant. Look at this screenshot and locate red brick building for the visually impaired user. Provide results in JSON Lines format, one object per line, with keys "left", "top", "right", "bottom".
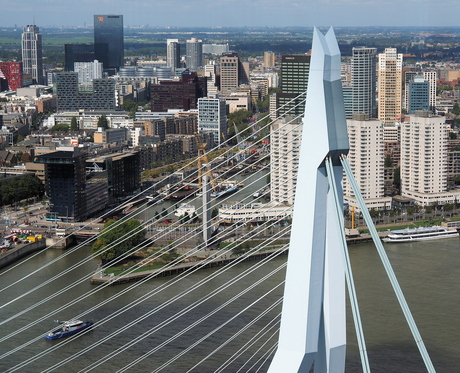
{"left": 0, "top": 62, "right": 23, "bottom": 91}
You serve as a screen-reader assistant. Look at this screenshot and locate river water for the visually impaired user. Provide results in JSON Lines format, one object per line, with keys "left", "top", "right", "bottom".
{"left": 1, "top": 233, "right": 459, "bottom": 372}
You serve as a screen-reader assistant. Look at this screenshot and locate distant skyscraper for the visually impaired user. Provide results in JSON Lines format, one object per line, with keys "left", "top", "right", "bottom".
{"left": 94, "top": 14, "right": 124, "bottom": 69}
{"left": 185, "top": 38, "right": 203, "bottom": 71}
{"left": 378, "top": 48, "right": 403, "bottom": 125}
{"left": 167, "top": 39, "right": 181, "bottom": 72}
{"left": 21, "top": 25, "right": 44, "bottom": 85}
{"left": 264, "top": 51, "right": 275, "bottom": 68}
{"left": 276, "top": 54, "right": 311, "bottom": 118}
{"left": 351, "top": 46, "right": 377, "bottom": 118}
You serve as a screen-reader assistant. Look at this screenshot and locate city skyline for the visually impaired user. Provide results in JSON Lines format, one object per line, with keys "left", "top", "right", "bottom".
{"left": 0, "top": 0, "right": 459, "bottom": 28}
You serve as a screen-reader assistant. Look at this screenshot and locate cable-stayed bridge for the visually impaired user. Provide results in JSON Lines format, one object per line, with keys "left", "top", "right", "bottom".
{"left": 0, "top": 28, "right": 441, "bottom": 372}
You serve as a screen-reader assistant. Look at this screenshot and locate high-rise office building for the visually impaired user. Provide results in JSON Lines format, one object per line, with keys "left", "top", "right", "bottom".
{"left": 167, "top": 39, "right": 181, "bottom": 72}
{"left": 351, "top": 46, "right": 377, "bottom": 118}
{"left": 35, "top": 149, "right": 88, "bottom": 222}
{"left": 64, "top": 44, "right": 96, "bottom": 71}
{"left": 276, "top": 54, "right": 311, "bottom": 118}
{"left": 220, "top": 53, "right": 239, "bottom": 93}
{"left": 0, "top": 62, "right": 23, "bottom": 91}
{"left": 378, "top": 48, "right": 403, "bottom": 126}
{"left": 94, "top": 14, "right": 124, "bottom": 69}
{"left": 198, "top": 95, "right": 227, "bottom": 145}
{"left": 407, "top": 75, "right": 430, "bottom": 113}
{"left": 21, "top": 25, "right": 43, "bottom": 85}
{"left": 185, "top": 38, "right": 202, "bottom": 71}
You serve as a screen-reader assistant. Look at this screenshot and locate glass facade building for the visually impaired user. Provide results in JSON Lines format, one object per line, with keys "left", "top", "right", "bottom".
{"left": 94, "top": 14, "right": 124, "bottom": 69}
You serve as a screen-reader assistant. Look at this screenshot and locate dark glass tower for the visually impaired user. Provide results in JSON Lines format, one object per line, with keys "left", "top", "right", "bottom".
{"left": 94, "top": 14, "right": 124, "bottom": 69}
{"left": 276, "top": 54, "right": 311, "bottom": 118}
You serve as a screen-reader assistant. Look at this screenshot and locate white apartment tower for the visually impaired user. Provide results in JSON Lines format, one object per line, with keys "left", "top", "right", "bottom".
{"left": 423, "top": 70, "right": 437, "bottom": 112}
{"left": 344, "top": 114, "right": 391, "bottom": 211}
{"left": 21, "top": 25, "right": 44, "bottom": 85}
{"left": 378, "top": 48, "right": 403, "bottom": 126}
{"left": 167, "top": 39, "right": 181, "bottom": 72}
{"left": 198, "top": 95, "right": 227, "bottom": 145}
{"left": 270, "top": 117, "right": 302, "bottom": 205}
{"left": 400, "top": 111, "right": 453, "bottom": 205}
{"left": 74, "top": 60, "right": 103, "bottom": 85}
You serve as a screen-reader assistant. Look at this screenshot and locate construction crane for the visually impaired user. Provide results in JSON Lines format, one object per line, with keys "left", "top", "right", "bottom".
{"left": 195, "top": 133, "right": 215, "bottom": 189}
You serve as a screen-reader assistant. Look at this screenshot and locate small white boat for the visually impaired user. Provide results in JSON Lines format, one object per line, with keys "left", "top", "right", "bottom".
{"left": 174, "top": 203, "right": 196, "bottom": 217}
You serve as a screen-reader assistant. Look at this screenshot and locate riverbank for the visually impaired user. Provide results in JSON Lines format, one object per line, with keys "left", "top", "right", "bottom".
{"left": 90, "top": 248, "right": 287, "bottom": 285}
{"left": 0, "top": 239, "right": 47, "bottom": 270}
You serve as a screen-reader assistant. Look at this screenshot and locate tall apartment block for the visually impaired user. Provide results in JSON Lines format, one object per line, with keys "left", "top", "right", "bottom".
{"left": 423, "top": 70, "right": 437, "bottom": 112}
{"left": 0, "top": 62, "right": 23, "bottom": 91}
{"left": 400, "top": 111, "right": 459, "bottom": 206}
{"left": 343, "top": 113, "right": 391, "bottom": 211}
{"left": 378, "top": 48, "right": 403, "bottom": 126}
{"left": 351, "top": 46, "right": 377, "bottom": 118}
{"left": 74, "top": 60, "right": 103, "bottom": 85}
{"left": 167, "top": 39, "right": 181, "bottom": 72}
{"left": 21, "top": 25, "right": 44, "bottom": 85}
{"left": 198, "top": 95, "right": 227, "bottom": 145}
{"left": 94, "top": 14, "right": 124, "bottom": 69}
{"left": 270, "top": 117, "right": 302, "bottom": 205}
{"left": 276, "top": 55, "right": 311, "bottom": 119}
{"left": 185, "top": 38, "right": 202, "bottom": 72}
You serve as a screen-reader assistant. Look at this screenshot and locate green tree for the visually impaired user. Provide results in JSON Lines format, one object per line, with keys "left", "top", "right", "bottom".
{"left": 70, "top": 116, "right": 79, "bottom": 131}
{"left": 97, "top": 115, "right": 109, "bottom": 129}
{"left": 384, "top": 152, "right": 393, "bottom": 167}
{"left": 452, "top": 103, "right": 460, "bottom": 115}
{"left": 92, "top": 219, "right": 146, "bottom": 264}
{"left": 50, "top": 123, "right": 70, "bottom": 132}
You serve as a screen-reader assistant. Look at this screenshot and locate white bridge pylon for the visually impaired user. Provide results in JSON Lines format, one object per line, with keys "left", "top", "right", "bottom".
{"left": 268, "top": 27, "right": 350, "bottom": 373}
{"left": 269, "top": 27, "right": 435, "bottom": 373}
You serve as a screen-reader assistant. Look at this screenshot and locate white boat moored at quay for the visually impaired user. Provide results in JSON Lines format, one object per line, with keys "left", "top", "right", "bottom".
{"left": 382, "top": 225, "right": 459, "bottom": 243}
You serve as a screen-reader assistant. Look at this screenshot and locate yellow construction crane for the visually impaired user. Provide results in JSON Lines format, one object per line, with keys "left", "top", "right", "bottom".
{"left": 195, "top": 133, "right": 215, "bottom": 189}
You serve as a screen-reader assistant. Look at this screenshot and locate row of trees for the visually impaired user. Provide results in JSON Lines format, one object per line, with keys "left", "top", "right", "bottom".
{"left": 0, "top": 175, "right": 44, "bottom": 206}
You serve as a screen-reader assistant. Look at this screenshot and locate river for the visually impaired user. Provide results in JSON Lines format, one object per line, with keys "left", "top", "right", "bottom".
{"left": 0, "top": 234, "right": 459, "bottom": 372}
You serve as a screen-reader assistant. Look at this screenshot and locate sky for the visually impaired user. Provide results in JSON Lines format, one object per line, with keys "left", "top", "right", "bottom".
{"left": 0, "top": 0, "right": 459, "bottom": 29}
